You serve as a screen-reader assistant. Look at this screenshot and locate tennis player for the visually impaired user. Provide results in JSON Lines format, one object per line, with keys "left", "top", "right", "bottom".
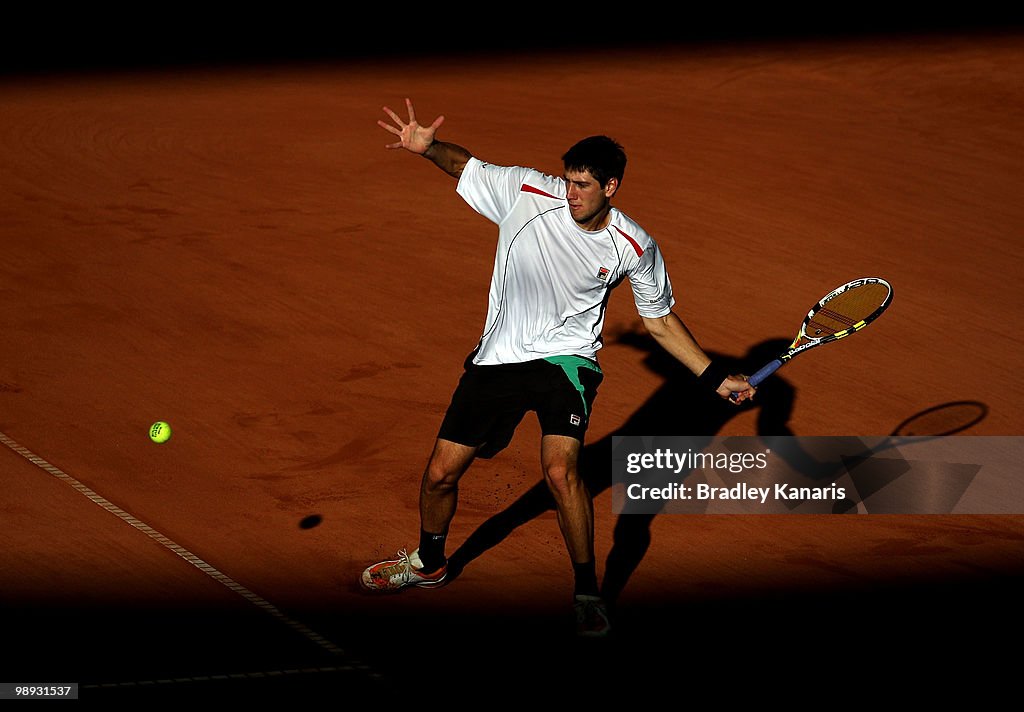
{"left": 360, "top": 98, "right": 755, "bottom": 637}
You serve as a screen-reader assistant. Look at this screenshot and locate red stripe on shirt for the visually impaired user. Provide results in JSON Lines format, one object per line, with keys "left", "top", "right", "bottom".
{"left": 614, "top": 226, "right": 644, "bottom": 257}
{"left": 521, "top": 183, "right": 559, "bottom": 199}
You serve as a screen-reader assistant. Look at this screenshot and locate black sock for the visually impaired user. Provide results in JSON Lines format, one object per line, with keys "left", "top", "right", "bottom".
{"left": 573, "top": 560, "right": 599, "bottom": 598}
{"left": 418, "top": 529, "right": 447, "bottom": 573}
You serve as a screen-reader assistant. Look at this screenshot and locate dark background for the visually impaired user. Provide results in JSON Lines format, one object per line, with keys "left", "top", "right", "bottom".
{"left": 3, "top": 8, "right": 1022, "bottom": 76}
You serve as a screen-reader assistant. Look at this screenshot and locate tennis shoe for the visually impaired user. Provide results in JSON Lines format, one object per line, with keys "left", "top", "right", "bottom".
{"left": 574, "top": 594, "right": 611, "bottom": 638}
{"left": 360, "top": 548, "right": 447, "bottom": 592}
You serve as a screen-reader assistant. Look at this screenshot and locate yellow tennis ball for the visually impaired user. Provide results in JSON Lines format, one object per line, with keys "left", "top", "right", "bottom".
{"left": 149, "top": 421, "right": 172, "bottom": 443}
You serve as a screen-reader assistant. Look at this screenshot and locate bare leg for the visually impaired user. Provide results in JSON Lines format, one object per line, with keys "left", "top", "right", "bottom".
{"left": 540, "top": 434, "right": 592, "bottom": 563}
{"left": 420, "top": 438, "right": 478, "bottom": 535}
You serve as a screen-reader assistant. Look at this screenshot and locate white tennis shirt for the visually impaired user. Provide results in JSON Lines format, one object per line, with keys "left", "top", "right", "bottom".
{"left": 456, "top": 157, "right": 675, "bottom": 366}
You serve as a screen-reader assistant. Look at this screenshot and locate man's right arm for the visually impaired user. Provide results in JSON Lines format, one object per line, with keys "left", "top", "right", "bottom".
{"left": 422, "top": 140, "right": 473, "bottom": 179}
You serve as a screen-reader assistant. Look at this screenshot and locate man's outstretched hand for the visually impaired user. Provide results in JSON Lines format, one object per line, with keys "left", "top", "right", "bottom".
{"left": 378, "top": 98, "right": 444, "bottom": 154}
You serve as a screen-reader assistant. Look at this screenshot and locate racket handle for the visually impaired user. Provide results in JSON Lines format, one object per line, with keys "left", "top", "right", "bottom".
{"left": 729, "top": 359, "right": 783, "bottom": 402}
{"left": 748, "top": 359, "right": 783, "bottom": 388}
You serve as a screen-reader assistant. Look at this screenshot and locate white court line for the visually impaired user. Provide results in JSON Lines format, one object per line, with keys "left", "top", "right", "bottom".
{"left": 81, "top": 665, "right": 364, "bottom": 690}
{"left": 0, "top": 429, "right": 382, "bottom": 684}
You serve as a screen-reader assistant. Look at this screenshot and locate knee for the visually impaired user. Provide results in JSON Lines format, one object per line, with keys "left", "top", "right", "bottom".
{"left": 423, "top": 459, "right": 460, "bottom": 495}
{"left": 543, "top": 459, "right": 580, "bottom": 498}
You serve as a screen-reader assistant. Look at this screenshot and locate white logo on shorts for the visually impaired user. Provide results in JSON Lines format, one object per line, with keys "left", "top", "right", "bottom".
{"left": 569, "top": 414, "right": 581, "bottom": 426}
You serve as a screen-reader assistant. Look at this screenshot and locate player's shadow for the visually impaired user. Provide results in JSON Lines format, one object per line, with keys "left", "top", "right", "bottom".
{"left": 446, "top": 332, "right": 798, "bottom": 602}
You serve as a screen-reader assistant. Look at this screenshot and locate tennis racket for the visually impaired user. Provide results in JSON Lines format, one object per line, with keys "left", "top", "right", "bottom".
{"left": 734, "top": 277, "right": 893, "bottom": 400}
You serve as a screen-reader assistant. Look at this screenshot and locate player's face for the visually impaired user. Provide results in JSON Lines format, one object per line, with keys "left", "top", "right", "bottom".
{"left": 564, "top": 169, "right": 617, "bottom": 229}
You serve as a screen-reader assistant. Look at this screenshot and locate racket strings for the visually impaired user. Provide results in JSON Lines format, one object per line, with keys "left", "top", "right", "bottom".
{"left": 807, "top": 283, "right": 890, "bottom": 337}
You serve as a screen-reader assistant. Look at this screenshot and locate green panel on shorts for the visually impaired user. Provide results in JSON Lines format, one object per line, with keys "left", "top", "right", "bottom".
{"left": 543, "top": 355, "right": 603, "bottom": 416}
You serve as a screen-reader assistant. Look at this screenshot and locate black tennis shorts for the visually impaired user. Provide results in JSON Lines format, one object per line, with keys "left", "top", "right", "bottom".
{"left": 437, "top": 352, "right": 604, "bottom": 459}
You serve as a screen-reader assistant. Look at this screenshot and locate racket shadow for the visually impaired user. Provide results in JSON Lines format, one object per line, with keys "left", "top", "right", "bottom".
{"left": 825, "top": 399, "right": 990, "bottom": 513}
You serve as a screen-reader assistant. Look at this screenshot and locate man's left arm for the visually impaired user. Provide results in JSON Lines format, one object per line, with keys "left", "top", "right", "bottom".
{"left": 640, "top": 312, "right": 755, "bottom": 403}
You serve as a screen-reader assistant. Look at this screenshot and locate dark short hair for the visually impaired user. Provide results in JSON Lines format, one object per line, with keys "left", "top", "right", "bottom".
{"left": 562, "top": 135, "right": 626, "bottom": 188}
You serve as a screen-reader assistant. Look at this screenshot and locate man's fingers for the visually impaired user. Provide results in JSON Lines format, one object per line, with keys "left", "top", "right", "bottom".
{"left": 381, "top": 99, "right": 441, "bottom": 151}
{"left": 724, "top": 380, "right": 756, "bottom": 404}
{"left": 377, "top": 119, "right": 402, "bottom": 137}
{"left": 381, "top": 105, "right": 404, "bottom": 126}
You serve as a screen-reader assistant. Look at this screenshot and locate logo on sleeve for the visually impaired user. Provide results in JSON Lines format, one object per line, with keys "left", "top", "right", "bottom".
{"left": 596, "top": 266, "right": 610, "bottom": 282}
{"left": 569, "top": 414, "right": 582, "bottom": 426}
